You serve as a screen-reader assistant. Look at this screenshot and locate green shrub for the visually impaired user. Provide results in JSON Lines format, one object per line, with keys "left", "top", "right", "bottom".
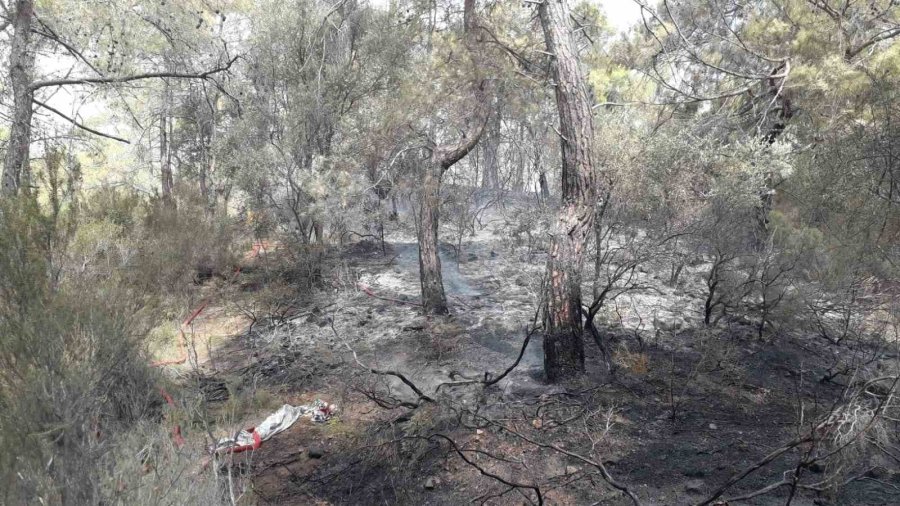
{"left": 0, "top": 193, "right": 229, "bottom": 505}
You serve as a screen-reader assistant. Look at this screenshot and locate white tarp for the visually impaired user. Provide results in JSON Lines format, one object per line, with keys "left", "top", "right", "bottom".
{"left": 213, "top": 399, "right": 335, "bottom": 454}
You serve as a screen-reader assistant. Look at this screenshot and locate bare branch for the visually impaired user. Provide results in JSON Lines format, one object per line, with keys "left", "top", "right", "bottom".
{"left": 29, "top": 55, "right": 239, "bottom": 91}
{"left": 427, "top": 433, "right": 544, "bottom": 505}
{"left": 330, "top": 316, "right": 435, "bottom": 405}
{"left": 32, "top": 98, "right": 130, "bottom": 144}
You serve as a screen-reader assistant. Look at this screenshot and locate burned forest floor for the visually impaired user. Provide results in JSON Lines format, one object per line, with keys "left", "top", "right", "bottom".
{"left": 165, "top": 196, "right": 900, "bottom": 506}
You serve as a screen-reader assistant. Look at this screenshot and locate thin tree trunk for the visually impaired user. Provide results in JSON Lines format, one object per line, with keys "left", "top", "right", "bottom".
{"left": 159, "top": 111, "right": 174, "bottom": 202}
{"left": 199, "top": 131, "right": 209, "bottom": 203}
{"left": 755, "top": 78, "right": 792, "bottom": 247}
{"left": 2, "top": 0, "right": 36, "bottom": 197}
{"left": 418, "top": 163, "right": 449, "bottom": 314}
{"left": 414, "top": 0, "right": 490, "bottom": 316}
{"left": 538, "top": 171, "right": 549, "bottom": 201}
{"left": 539, "top": 0, "right": 601, "bottom": 382}
{"left": 159, "top": 81, "right": 175, "bottom": 204}
{"left": 480, "top": 105, "right": 501, "bottom": 189}
{"left": 200, "top": 153, "right": 210, "bottom": 207}
{"left": 199, "top": 111, "right": 214, "bottom": 211}
{"left": 513, "top": 123, "right": 526, "bottom": 191}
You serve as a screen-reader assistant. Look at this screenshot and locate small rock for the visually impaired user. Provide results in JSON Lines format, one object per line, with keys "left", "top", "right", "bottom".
{"left": 531, "top": 419, "right": 543, "bottom": 429}
{"left": 808, "top": 461, "right": 825, "bottom": 474}
{"left": 424, "top": 477, "right": 436, "bottom": 490}
{"left": 685, "top": 479, "right": 705, "bottom": 494}
{"left": 865, "top": 466, "right": 888, "bottom": 479}
{"left": 735, "top": 315, "right": 754, "bottom": 327}
{"left": 307, "top": 447, "right": 325, "bottom": 459}
{"left": 653, "top": 317, "right": 683, "bottom": 332}
{"left": 708, "top": 423, "right": 718, "bottom": 430}
{"left": 684, "top": 468, "right": 705, "bottom": 478}
{"left": 475, "top": 429, "right": 484, "bottom": 435}
{"left": 565, "top": 465, "right": 579, "bottom": 475}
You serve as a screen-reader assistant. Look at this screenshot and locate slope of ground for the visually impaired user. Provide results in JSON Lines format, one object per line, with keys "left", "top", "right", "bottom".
{"left": 173, "top": 199, "right": 899, "bottom": 505}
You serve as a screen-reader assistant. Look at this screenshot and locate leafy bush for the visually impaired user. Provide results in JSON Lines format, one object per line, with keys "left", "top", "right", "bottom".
{"left": 0, "top": 193, "right": 229, "bottom": 504}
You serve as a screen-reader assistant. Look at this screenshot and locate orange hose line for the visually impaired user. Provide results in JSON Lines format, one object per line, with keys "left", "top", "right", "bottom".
{"left": 150, "top": 240, "right": 264, "bottom": 449}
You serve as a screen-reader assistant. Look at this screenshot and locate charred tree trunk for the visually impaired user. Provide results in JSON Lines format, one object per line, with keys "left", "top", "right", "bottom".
{"left": 480, "top": 105, "right": 501, "bottom": 189}
{"left": 159, "top": 112, "right": 174, "bottom": 203}
{"left": 159, "top": 82, "right": 175, "bottom": 205}
{"left": 513, "top": 124, "right": 525, "bottom": 192}
{"left": 2, "top": 0, "right": 36, "bottom": 197}
{"left": 198, "top": 104, "right": 216, "bottom": 213}
{"left": 755, "top": 68, "right": 793, "bottom": 248}
{"left": 414, "top": 0, "right": 490, "bottom": 316}
{"left": 313, "top": 220, "right": 325, "bottom": 244}
{"left": 531, "top": 126, "right": 549, "bottom": 201}
{"left": 199, "top": 154, "right": 209, "bottom": 205}
{"left": 538, "top": 171, "right": 549, "bottom": 201}
{"left": 418, "top": 163, "right": 449, "bottom": 314}
{"left": 539, "top": 0, "right": 601, "bottom": 382}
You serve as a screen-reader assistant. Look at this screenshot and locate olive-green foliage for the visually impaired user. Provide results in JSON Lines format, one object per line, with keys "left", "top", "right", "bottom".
{"left": 0, "top": 196, "right": 150, "bottom": 503}
{"left": 93, "top": 421, "right": 222, "bottom": 505}
{"left": 72, "top": 185, "right": 237, "bottom": 297}
{"left": 0, "top": 190, "right": 231, "bottom": 504}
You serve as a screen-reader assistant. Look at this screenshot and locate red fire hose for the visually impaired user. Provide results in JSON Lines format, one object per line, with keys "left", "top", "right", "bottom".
{"left": 152, "top": 241, "right": 264, "bottom": 451}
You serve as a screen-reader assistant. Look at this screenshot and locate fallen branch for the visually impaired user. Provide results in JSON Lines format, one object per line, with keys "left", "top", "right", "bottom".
{"left": 330, "top": 316, "right": 435, "bottom": 405}
{"left": 436, "top": 324, "right": 540, "bottom": 392}
{"left": 427, "top": 433, "right": 543, "bottom": 505}
{"left": 471, "top": 411, "right": 642, "bottom": 506}
{"left": 698, "top": 375, "right": 900, "bottom": 505}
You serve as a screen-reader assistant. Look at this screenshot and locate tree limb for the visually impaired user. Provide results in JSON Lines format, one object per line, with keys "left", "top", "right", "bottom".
{"left": 29, "top": 55, "right": 239, "bottom": 91}
{"left": 32, "top": 98, "right": 130, "bottom": 144}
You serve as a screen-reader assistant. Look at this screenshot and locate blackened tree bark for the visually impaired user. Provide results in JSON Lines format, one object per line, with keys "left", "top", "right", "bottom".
{"left": 755, "top": 65, "right": 793, "bottom": 247}
{"left": 480, "top": 103, "right": 501, "bottom": 189}
{"left": 159, "top": 87, "right": 175, "bottom": 204}
{"left": 416, "top": 0, "right": 490, "bottom": 315}
{"left": 198, "top": 121, "right": 214, "bottom": 212}
{"left": 418, "top": 163, "right": 448, "bottom": 314}
{"left": 2, "top": 0, "right": 36, "bottom": 197}
{"left": 539, "top": 0, "right": 601, "bottom": 382}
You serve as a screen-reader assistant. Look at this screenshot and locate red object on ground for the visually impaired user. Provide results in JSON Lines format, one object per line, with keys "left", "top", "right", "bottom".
{"left": 224, "top": 428, "right": 262, "bottom": 454}
{"left": 159, "top": 387, "right": 186, "bottom": 448}
{"left": 150, "top": 241, "right": 264, "bottom": 449}
{"left": 149, "top": 300, "right": 209, "bottom": 367}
